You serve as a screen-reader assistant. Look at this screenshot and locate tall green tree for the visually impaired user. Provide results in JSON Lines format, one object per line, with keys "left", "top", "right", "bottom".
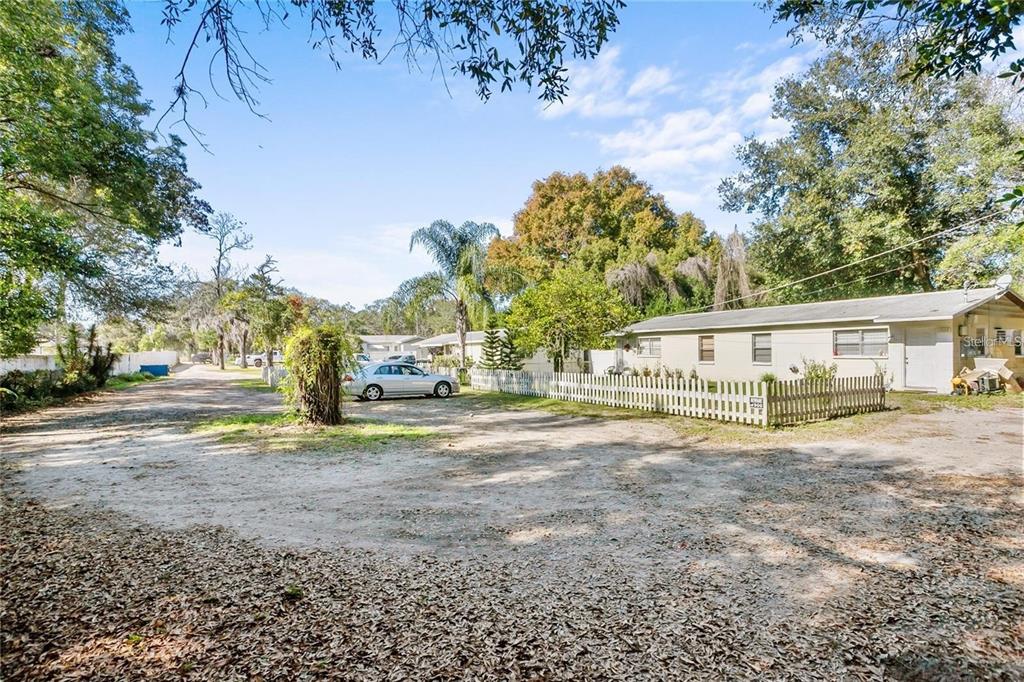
{"left": 505, "top": 266, "right": 633, "bottom": 372}
{"left": 720, "top": 43, "right": 1022, "bottom": 301}
{"left": 404, "top": 220, "right": 500, "bottom": 365}
{"left": 767, "top": 0, "right": 1024, "bottom": 212}
{"left": 487, "top": 167, "right": 714, "bottom": 314}
{"left": 244, "top": 256, "right": 289, "bottom": 368}
{"left": 498, "top": 331, "right": 523, "bottom": 371}
{"left": 0, "top": 0, "right": 210, "bottom": 357}
{"left": 204, "top": 213, "right": 252, "bottom": 369}
{"left": 478, "top": 325, "right": 502, "bottom": 370}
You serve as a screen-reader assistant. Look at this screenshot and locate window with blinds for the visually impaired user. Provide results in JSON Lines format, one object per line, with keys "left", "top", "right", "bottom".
{"left": 751, "top": 333, "right": 772, "bottom": 364}
{"left": 833, "top": 329, "right": 888, "bottom": 357}
{"left": 698, "top": 335, "right": 715, "bottom": 362}
{"left": 637, "top": 337, "right": 661, "bottom": 357}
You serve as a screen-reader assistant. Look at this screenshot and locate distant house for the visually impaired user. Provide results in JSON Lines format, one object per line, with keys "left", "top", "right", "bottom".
{"left": 608, "top": 286, "right": 1024, "bottom": 393}
{"left": 358, "top": 335, "right": 423, "bottom": 360}
{"left": 415, "top": 330, "right": 575, "bottom": 372}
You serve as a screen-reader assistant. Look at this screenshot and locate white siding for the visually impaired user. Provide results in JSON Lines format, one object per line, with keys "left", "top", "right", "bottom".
{"left": 616, "top": 292, "right": 1023, "bottom": 393}
{"left": 621, "top": 322, "right": 895, "bottom": 384}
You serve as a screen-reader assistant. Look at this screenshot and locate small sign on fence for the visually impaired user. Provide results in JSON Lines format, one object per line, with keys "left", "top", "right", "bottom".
{"left": 748, "top": 396, "right": 764, "bottom": 411}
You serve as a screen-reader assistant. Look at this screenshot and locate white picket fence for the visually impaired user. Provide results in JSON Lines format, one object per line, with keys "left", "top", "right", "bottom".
{"left": 262, "top": 365, "right": 289, "bottom": 388}
{"left": 470, "top": 370, "right": 886, "bottom": 427}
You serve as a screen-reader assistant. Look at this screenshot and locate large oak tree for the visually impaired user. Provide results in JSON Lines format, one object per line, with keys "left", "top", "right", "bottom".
{"left": 719, "top": 42, "right": 1022, "bottom": 301}
{"left": 1, "top": 0, "right": 210, "bottom": 356}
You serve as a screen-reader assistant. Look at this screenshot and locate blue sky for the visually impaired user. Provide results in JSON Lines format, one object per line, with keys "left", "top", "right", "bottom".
{"left": 119, "top": 1, "right": 817, "bottom": 307}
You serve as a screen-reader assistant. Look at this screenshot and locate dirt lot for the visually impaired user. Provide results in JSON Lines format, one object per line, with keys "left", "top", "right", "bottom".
{"left": 2, "top": 364, "right": 1023, "bottom": 679}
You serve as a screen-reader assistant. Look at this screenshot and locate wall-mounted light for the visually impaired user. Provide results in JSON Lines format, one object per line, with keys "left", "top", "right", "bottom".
{"left": 957, "top": 324, "right": 966, "bottom": 336}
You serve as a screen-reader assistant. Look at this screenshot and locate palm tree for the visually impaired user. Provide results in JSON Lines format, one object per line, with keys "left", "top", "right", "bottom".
{"left": 404, "top": 220, "right": 500, "bottom": 365}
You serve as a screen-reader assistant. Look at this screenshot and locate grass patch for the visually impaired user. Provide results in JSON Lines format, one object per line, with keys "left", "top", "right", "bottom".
{"left": 460, "top": 387, "right": 668, "bottom": 421}
{"left": 192, "top": 412, "right": 436, "bottom": 452}
{"left": 231, "top": 378, "right": 278, "bottom": 393}
{"left": 886, "top": 390, "right": 1023, "bottom": 414}
{"left": 105, "top": 371, "right": 162, "bottom": 391}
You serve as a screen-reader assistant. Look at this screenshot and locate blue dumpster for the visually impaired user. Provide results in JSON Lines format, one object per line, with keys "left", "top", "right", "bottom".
{"left": 139, "top": 364, "right": 170, "bottom": 377}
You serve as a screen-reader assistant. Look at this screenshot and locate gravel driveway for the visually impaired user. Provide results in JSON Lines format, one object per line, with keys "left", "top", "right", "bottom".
{"left": 2, "top": 364, "right": 1022, "bottom": 679}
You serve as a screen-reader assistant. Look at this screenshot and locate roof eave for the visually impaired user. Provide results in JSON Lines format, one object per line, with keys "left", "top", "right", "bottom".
{"left": 619, "top": 316, "right": 882, "bottom": 334}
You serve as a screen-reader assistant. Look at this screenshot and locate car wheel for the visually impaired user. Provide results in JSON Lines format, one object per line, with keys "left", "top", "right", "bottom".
{"left": 434, "top": 382, "right": 452, "bottom": 398}
{"left": 254, "top": 359, "right": 263, "bottom": 367}
{"left": 364, "top": 385, "right": 383, "bottom": 401}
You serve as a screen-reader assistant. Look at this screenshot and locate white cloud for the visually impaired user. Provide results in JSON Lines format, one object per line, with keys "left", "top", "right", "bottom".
{"left": 740, "top": 91, "right": 772, "bottom": 118}
{"left": 598, "top": 107, "right": 743, "bottom": 175}
{"left": 627, "top": 66, "right": 675, "bottom": 98}
{"left": 541, "top": 39, "right": 819, "bottom": 232}
{"left": 540, "top": 47, "right": 677, "bottom": 120}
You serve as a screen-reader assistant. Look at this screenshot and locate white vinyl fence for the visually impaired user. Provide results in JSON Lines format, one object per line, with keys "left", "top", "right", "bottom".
{"left": 112, "top": 351, "right": 180, "bottom": 376}
{"left": 1, "top": 351, "right": 179, "bottom": 377}
{"left": 471, "top": 370, "right": 886, "bottom": 427}
{"left": 0, "top": 355, "right": 58, "bottom": 375}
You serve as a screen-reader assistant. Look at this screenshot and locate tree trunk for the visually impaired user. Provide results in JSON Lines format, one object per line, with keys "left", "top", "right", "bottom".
{"left": 455, "top": 299, "right": 469, "bottom": 367}
{"left": 266, "top": 344, "right": 274, "bottom": 369}
{"left": 911, "top": 249, "right": 933, "bottom": 290}
{"left": 217, "top": 331, "right": 226, "bottom": 370}
{"left": 240, "top": 329, "right": 249, "bottom": 368}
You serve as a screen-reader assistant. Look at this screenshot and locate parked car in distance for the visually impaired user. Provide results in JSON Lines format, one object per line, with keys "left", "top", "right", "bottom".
{"left": 384, "top": 353, "right": 418, "bottom": 364}
{"left": 343, "top": 362, "right": 459, "bottom": 401}
{"left": 355, "top": 353, "right": 372, "bottom": 366}
{"left": 234, "top": 350, "right": 283, "bottom": 367}
{"left": 190, "top": 352, "right": 212, "bottom": 364}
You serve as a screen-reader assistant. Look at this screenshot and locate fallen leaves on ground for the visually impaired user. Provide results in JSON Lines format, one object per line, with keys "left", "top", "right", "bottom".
{"left": 2, "top": 474, "right": 1023, "bottom": 681}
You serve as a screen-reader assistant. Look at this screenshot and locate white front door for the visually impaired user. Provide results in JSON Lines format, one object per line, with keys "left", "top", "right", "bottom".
{"left": 905, "top": 328, "right": 937, "bottom": 390}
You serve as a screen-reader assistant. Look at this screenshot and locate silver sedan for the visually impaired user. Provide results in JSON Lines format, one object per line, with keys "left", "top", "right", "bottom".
{"left": 344, "top": 362, "right": 460, "bottom": 401}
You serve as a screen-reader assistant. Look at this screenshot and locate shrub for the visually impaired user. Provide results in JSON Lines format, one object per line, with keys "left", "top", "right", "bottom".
{"left": 801, "top": 358, "right": 837, "bottom": 382}
{"left": 283, "top": 324, "right": 356, "bottom": 425}
{"left": 56, "top": 324, "right": 118, "bottom": 387}
{"left": 432, "top": 353, "right": 476, "bottom": 371}
{"left": 0, "top": 368, "right": 93, "bottom": 411}
{"left": 431, "top": 354, "right": 459, "bottom": 370}
{"left": 759, "top": 372, "right": 778, "bottom": 383}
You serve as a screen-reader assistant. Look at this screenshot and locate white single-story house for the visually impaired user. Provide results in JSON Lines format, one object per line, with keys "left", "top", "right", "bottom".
{"left": 609, "top": 286, "right": 1024, "bottom": 393}
{"left": 358, "top": 335, "right": 423, "bottom": 360}
{"left": 415, "top": 330, "right": 579, "bottom": 372}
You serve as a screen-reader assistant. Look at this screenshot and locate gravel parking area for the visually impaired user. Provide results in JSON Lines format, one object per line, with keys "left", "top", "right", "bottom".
{"left": 2, "top": 365, "right": 1022, "bottom": 679}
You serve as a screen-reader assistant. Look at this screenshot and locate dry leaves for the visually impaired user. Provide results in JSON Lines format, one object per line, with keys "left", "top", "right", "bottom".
{"left": 3, "top": 473, "right": 1023, "bottom": 681}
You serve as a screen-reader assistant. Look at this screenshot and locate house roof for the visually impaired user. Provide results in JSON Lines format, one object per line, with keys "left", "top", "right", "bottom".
{"left": 416, "top": 330, "right": 503, "bottom": 347}
{"left": 359, "top": 335, "right": 422, "bottom": 345}
{"left": 616, "top": 287, "right": 1023, "bottom": 335}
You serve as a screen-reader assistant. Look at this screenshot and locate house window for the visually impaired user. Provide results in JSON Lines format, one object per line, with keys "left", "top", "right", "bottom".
{"left": 751, "top": 333, "right": 772, "bottom": 364}
{"left": 833, "top": 329, "right": 888, "bottom": 357}
{"left": 698, "top": 335, "right": 715, "bottom": 363}
{"left": 636, "top": 337, "right": 661, "bottom": 357}
{"left": 960, "top": 327, "right": 988, "bottom": 357}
